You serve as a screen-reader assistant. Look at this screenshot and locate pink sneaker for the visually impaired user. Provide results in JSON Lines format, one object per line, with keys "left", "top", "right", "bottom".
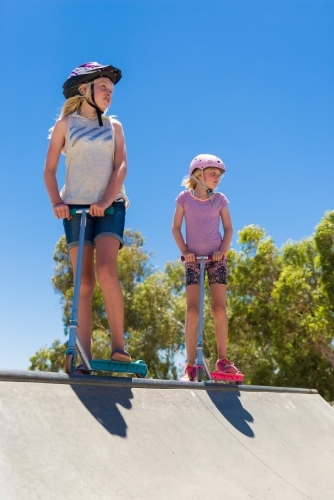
{"left": 180, "top": 363, "right": 197, "bottom": 382}
{"left": 216, "top": 358, "right": 240, "bottom": 375}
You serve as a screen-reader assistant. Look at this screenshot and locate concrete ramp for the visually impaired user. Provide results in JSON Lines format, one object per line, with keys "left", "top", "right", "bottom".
{"left": 0, "top": 370, "right": 334, "bottom": 500}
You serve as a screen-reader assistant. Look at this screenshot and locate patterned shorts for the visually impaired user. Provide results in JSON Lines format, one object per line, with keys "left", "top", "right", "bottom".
{"left": 185, "top": 260, "right": 227, "bottom": 286}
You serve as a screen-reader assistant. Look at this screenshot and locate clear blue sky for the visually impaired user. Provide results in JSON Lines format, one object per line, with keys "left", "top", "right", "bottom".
{"left": 0, "top": 0, "right": 333, "bottom": 370}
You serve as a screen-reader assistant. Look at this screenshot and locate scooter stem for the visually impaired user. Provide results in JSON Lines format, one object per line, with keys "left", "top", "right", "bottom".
{"left": 197, "top": 256, "right": 206, "bottom": 368}
{"left": 68, "top": 209, "right": 87, "bottom": 350}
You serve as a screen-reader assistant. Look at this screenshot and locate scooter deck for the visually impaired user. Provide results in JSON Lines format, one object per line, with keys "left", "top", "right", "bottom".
{"left": 210, "top": 371, "right": 244, "bottom": 383}
{"left": 89, "top": 359, "right": 148, "bottom": 377}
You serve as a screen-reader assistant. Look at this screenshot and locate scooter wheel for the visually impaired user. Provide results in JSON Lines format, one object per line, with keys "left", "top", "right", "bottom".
{"left": 65, "top": 353, "right": 75, "bottom": 374}
{"left": 197, "top": 367, "right": 203, "bottom": 382}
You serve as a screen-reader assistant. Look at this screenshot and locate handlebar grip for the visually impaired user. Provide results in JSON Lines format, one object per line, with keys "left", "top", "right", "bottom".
{"left": 69, "top": 206, "right": 115, "bottom": 216}
{"left": 103, "top": 206, "right": 114, "bottom": 215}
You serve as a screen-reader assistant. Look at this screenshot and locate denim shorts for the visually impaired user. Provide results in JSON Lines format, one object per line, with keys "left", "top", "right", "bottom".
{"left": 63, "top": 201, "right": 126, "bottom": 250}
{"left": 185, "top": 260, "right": 227, "bottom": 286}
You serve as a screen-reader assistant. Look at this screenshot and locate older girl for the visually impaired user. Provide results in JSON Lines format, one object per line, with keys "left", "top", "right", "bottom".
{"left": 44, "top": 62, "right": 131, "bottom": 373}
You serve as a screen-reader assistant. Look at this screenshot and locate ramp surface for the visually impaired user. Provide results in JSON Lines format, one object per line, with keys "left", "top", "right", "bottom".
{"left": 0, "top": 370, "right": 334, "bottom": 500}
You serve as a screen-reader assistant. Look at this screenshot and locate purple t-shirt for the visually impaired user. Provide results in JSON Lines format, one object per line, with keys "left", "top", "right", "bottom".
{"left": 175, "top": 190, "right": 229, "bottom": 255}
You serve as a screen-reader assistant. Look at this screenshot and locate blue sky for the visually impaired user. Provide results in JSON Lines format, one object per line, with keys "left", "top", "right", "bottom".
{"left": 0, "top": 0, "right": 333, "bottom": 370}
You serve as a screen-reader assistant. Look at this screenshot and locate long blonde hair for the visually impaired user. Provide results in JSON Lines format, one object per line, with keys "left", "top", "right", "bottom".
{"left": 181, "top": 168, "right": 201, "bottom": 190}
{"left": 60, "top": 82, "right": 93, "bottom": 118}
{"left": 48, "top": 83, "right": 93, "bottom": 138}
{"left": 48, "top": 80, "right": 115, "bottom": 138}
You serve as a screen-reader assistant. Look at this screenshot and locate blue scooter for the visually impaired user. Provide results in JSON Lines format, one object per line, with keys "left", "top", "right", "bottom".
{"left": 64, "top": 207, "right": 147, "bottom": 378}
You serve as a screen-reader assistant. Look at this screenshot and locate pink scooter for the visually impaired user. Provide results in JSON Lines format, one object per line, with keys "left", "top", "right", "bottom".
{"left": 182, "top": 254, "right": 244, "bottom": 384}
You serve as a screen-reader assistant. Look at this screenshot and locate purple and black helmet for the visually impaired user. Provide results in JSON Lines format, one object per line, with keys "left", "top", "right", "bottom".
{"left": 62, "top": 62, "right": 122, "bottom": 99}
{"left": 189, "top": 154, "right": 226, "bottom": 175}
{"left": 62, "top": 62, "right": 122, "bottom": 126}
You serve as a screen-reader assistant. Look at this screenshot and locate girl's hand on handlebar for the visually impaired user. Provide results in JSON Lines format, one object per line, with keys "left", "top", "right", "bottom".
{"left": 90, "top": 200, "right": 109, "bottom": 217}
{"left": 183, "top": 251, "right": 196, "bottom": 263}
{"left": 53, "top": 203, "right": 70, "bottom": 220}
{"left": 212, "top": 251, "right": 226, "bottom": 261}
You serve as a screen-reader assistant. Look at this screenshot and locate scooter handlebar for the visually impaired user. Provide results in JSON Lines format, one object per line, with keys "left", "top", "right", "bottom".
{"left": 181, "top": 254, "right": 213, "bottom": 262}
{"left": 69, "top": 206, "right": 115, "bottom": 216}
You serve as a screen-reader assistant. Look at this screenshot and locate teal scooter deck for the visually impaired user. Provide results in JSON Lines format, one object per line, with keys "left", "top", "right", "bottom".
{"left": 89, "top": 359, "right": 148, "bottom": 377}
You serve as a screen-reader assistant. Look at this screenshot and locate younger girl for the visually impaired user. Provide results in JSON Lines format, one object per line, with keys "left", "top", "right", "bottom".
{"left": 44, "top": 62, "right": 131, "bottom": 374}
{"left": 172, "top": 153, "right": 241, "bottom": 381}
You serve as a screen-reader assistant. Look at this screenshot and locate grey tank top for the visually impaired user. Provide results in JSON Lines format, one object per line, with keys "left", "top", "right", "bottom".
{"left": 60, "top": 113, "right": 129, "bottom": 207}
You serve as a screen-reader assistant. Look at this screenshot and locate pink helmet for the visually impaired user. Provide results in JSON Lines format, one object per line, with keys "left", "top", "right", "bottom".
{"left": 189, "top": 154, "right": 226, "bottom": 175}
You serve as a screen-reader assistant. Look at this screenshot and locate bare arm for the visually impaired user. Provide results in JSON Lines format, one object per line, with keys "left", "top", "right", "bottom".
{"left": 219, "top": 206, "right": 233, "bottom": 255}
{"left": 44, "top": 117, "right": 69, "bottom": 219}
{"left": 172, "top": 204, "right": 195, "bottom": 262}
{"left": 90, "top": 119, "right": 127, "bottom": 216}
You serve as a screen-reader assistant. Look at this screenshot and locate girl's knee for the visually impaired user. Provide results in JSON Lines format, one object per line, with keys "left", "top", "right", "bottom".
{"left": 186, "top": 305, "right": 199, "bottom": 321}
{"left": 211, "top": 303, "right": 226, "bottom": 319}
{"left": 96, "top": 264, "right": 118, "bottom": 288}
{"left": 79, "top": 275, "right": 95, "bottom": 296}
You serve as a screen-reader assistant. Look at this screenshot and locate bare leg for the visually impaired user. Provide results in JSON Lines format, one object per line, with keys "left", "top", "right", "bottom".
{"left": 210, "top": 284, "right": 228, "bottom": 359}
{"left": 185, "top": 284, "right": 200, "bottom": 364}
{"left": 95, "top": 237, "right": 125, "bottom": 352}
{"left": 69, "top": 246, "right": 95, "bottom": 359}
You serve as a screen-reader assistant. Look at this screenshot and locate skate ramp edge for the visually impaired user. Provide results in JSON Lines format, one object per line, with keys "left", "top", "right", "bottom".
{"left": 0, "top": 368, "right": 319, "bottom": 392}
{"left": 0, "top": 369, "right": 334, "bottom": 500}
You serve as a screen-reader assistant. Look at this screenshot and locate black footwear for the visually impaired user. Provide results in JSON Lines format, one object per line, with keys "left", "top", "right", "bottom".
{"left": 74, "top": 364, "right": 91, "bottom": 375}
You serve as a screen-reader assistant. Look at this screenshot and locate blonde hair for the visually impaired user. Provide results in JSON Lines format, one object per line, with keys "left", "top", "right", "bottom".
{"left": 60, "top": 82, "right": 93, "bottom": 118}
{"left": 48, "top": 83, "right": 94, "bottom": 138}
{"left": 48, "top": 80, "right": 115, "bottom": 139}
{"left": 181, "top": 168, "right": 201, "bottom": 190}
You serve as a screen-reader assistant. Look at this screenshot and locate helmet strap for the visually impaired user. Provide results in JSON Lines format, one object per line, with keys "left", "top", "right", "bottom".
{"left": 83, "top": 82, "right": 103, "bottom": 126}
{"left": 190, "top": 174, "right": 215, "bottom": 205}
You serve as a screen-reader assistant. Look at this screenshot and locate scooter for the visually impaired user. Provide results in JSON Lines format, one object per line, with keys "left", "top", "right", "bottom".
{"left": 64, "top": 207, "right": 148, "bottom": 378}
{"left": 181, "top": 255, "right": 243, "bottom": 383}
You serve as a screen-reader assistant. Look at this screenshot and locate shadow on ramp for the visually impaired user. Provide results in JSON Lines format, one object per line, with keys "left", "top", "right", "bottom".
{"left": 207, "top": 389, "right": 255, "bottom": 437}
{"left": 71, "top": 383, "right": 133, "bottom": 438}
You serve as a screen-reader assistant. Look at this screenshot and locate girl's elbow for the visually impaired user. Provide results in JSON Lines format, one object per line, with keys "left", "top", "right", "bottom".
{"left": 120, "top": 161, "right": 127, "bottom": 175}
{"left": 224, "top": 226, "right": 233, "bottom": 237}
{"left": 44, "top": 166, "right": 54, "bottom": 178}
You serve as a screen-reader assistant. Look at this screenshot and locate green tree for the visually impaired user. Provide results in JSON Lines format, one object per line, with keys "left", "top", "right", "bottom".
{"left": 202, "top": 214, "right": 334, "bottom": 400}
